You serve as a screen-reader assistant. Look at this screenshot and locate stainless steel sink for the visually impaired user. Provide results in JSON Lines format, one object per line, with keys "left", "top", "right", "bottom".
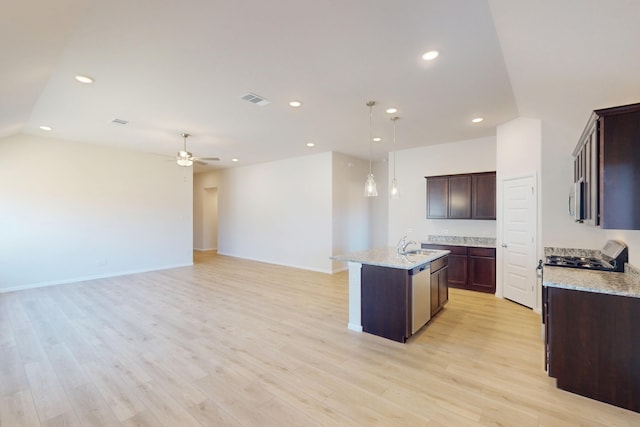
{"left": 403, "top": 249, "right": 439, "bottom": 256}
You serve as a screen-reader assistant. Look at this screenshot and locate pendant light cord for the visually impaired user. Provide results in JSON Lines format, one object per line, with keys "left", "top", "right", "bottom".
{"left": 392, "top": 117, "right": 399, "bottom": 179}
{"left": 367, "top": 101, "right": 375, "bottom": 174}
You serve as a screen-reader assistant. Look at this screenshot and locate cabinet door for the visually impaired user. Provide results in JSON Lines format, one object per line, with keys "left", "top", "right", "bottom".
{"left": 447, "top": 254, "right": 468, "bottom": 288}
{"left": 430, "top": 271, "right": 439, "bottom": 316}
{"left": 472, "top": 172, "right": 496, "bottom": 219}
{"left": 599, "top": 108, "right": 640, "bottom": 229}
{"left": 438, "top": 266, "right": 449, "bottom": 307}
{"left": 426, "top": 176, "right": 448, "bottom": 219}
{"left": 468, "top": 248, "right": 496, "bottom": 293}
{"left": 448, "top": 175, "right": 472, "bottom": 218}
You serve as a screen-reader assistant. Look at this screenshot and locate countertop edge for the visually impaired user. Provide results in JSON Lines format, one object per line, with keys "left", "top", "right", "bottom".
{"left": 331, "top": 247, "right": 450, "bottom": 270}
{"left": 543, "top": 266, "right": 640, "bottom": 299}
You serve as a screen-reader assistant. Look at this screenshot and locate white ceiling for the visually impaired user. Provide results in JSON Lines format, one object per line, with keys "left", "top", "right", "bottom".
{"left": 3, "top": 1, "right": 639, "bottom": 170}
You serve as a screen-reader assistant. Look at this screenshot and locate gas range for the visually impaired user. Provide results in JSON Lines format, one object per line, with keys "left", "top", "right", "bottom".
{"left": 544, "top": 240, "right": 628, "bottom": 272}
{"left": 545, "top": 255, "right": 614, "bottom": 271}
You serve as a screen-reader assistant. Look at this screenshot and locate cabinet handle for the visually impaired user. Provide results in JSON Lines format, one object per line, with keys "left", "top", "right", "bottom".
{"left": 501, "top": 243, "right": 508, "bottom": 248}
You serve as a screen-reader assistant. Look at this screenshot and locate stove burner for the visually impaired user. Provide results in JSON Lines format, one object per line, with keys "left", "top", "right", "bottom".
{"left": 545, "top": 255, "right": 613, "bottom": 271}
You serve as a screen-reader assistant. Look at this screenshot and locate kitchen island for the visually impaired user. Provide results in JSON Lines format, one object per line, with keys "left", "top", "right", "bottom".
{"left": 332, "top": 247, "right": 449, "bottom": 342}
{"left": 543, "top": 266, "right": 640, "bottom": 413}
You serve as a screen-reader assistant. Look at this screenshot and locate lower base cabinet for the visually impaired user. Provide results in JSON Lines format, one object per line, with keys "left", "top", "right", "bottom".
{"left": 545, "top": 287, "right": 640, "bottom": 413}
{"left": 422, "top": 244, "right": 495, "bottom": 293}
{"left": 430, "top": 256, "right": 448, "bottom": 316}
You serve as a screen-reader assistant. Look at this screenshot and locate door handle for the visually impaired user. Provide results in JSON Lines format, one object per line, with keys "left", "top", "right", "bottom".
{"left": 501, "top": 243, "right": 508, "bottom": 248}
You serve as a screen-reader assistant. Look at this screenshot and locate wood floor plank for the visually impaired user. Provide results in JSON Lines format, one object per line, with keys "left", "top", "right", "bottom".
{"left": 23, "top": 361, "right": 72, "bottom": 423}
{"left": 0, "top": 390, "right": 40, "bottom": 427}
{"left": 1, "top": 250, "right": 639, "bottom": 426}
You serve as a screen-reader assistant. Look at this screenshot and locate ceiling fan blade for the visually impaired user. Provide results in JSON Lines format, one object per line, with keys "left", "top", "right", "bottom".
{"left": 191, "top": 157, "right": 220, "bottom": 161}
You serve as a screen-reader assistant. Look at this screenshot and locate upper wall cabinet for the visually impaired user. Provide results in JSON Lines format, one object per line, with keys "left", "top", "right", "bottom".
{"left": 574, "top": 102, "right": 640, "bottom": 229}
{"left": 425, "top": 172, "right": 496, "bottom": 220}
{"left": 472, "top": 172, "right": 497, "bottom": 220}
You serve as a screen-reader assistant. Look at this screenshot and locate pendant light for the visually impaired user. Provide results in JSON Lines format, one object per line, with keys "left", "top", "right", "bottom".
{"left": 364, "top": 101, "right": 378, "bottom": 197}
{"left": 390, "top": 116, "right": 400, "bottom": 199}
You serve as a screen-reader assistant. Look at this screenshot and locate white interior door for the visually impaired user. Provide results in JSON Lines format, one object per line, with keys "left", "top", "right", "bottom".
{"left": 501, "top": 175, "right": 537, "bottom": 308}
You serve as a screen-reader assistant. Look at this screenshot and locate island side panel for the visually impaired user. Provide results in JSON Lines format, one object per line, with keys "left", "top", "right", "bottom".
{"left": 361, "top": 264, "right": 411, "bottom": 343}
{"left": 347, "top": 262, "right": 363, "bottom": 332}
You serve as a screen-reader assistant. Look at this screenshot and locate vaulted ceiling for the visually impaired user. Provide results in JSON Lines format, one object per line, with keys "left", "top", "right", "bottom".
{"left": 2, "top": 1, "right": 639, "bottom": 169}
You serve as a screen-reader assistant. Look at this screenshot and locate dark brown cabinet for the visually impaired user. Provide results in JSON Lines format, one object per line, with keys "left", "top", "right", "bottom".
{"left": 472, "top": 173, "right": 496, "bottom": 220}
{"left": 421, "top": 244, "right": 495, "bottom": 293}
{"left": 425, "top": 172, "right": 495, "bottom": 220}
{"left": 429, "top": 256, "right": 448, "bottom": 316}
{"left": 426, "top": 176, "right": 448, "bottom": 219}
{"left": 360, "top": 257, "right": 449, "bottom": 343}
{"left": 448, "top": 175, "right": 472, "bottom": 218}
{"left": 545, "top": 286, "right": 640, "bottom": 413}
{"left": 468, "top": 247, "right": 496, "bottom": 293}
{"left": 574, "top": 102, "right": 640, "bottom": 229}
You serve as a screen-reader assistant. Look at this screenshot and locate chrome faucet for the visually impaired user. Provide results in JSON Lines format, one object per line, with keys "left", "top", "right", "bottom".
{"left": 397, "top": 235, "right": 417, "bottom": 255}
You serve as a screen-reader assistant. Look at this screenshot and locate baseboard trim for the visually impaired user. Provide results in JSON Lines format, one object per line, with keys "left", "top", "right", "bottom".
{"left": 215, "top": 251, "right": 332, "bottom": 274}
{"left": 0, "top": 262, "right": 194, "bottom": 294}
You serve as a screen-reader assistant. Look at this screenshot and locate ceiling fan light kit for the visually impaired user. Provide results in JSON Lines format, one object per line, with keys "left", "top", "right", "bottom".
{"left": 175, "top": 133, "right": 219, "bottom": 167}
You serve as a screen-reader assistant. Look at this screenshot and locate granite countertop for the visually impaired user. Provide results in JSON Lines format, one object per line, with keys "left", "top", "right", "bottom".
{"left": 422, "top": 235, "right": 496, "bottom": 248}
{"left": 543, "top": 266, "right": 640, "bottom": 298}
{"left": 331, "top": 246, "right": 450, "bottom": 270}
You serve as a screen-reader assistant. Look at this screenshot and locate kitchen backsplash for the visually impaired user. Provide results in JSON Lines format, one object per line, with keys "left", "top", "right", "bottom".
{"left": 426, "top": 235, "right": 496, "bottom": 247}
{"left": 625, "top": 263, "right": 640, "bottom": 278}
{"left": 544, "top": 247, "right": 601, "bottom": 258}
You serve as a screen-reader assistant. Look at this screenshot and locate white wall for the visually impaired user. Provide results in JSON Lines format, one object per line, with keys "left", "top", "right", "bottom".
{"left": 387, "top": 136, "right": 497, "bottom": 245}
{"left": 0, "top": 134, "right": 193, "bottom": 292}
{"left": 217, "top": 152, "right": 333, "bottom": 273}
{"left": 370, "top": 160, "right": 389, "bottom": 248}
{"left": 496, "top": 117, "right": 542, "bottom": 306}
{"left": 193, "top": 171, "right": 221, "bottom": 250}
{"left": 540, "top": 121, "right": 604, "bottom": 251}
{"left": 331, "top": 153, "right": 371, "bottom": 271}
{"left": 538, "top": 120, "right": 640, "bottom": 267}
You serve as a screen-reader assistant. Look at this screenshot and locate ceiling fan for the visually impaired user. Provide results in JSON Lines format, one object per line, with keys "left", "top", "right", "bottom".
{"left": 176, "top": 133, "right": 220, "bottom": 166}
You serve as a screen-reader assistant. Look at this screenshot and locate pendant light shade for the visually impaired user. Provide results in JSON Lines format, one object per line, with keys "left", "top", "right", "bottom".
{"left": 364, "top": 101, "right": 378, "bottom": 197}
{"left": 390, "top": 116, "right": 400, "bottom": 199}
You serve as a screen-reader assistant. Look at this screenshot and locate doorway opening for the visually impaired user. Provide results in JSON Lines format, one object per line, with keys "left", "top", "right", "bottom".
{"left": 194, "top": 187, "right": 218, "bottom": 252}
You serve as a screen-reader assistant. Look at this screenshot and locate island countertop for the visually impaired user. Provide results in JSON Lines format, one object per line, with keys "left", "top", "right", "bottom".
{"left": 543, "top": 266, "right": 640, "bottom": 298}
{"left": 331, "top": 246, "right": 449, "bottom": 270}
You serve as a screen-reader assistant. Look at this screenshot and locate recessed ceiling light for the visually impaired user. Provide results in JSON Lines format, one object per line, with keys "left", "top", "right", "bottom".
{"left": 289, "top": 100, "right": 302, "bottom": 108}
{"left": 472, "top": 117, "right": 484, "bottom": 123}
{"left": 373, "top": 137, "right": 382, "bottom": 142}
{"left": 39, "top": 125, "right": 52, "bottom": 131}
{"left": 386, "top": 108, "right": 398, "bottom": 114}
{"left": 422, "top": 50, "right": 439, "bottom": 61}
{"left": 231, "top": 158, "right": 239, "bottom": 162}
{"left": 75, "top": 75, "right": 94, "bottom": 84}
{"left": 306, "top": 142, "right": 315, "bottom": 147}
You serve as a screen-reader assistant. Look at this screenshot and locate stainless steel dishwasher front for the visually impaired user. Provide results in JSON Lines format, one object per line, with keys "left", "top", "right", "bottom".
{"left": 410, "top": 263, "right": 431, "bottom": 334}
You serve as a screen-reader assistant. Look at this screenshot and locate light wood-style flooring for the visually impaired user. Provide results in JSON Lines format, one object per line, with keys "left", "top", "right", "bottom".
{"left": 1, "top": 251, "right": 639, "bottom": 426}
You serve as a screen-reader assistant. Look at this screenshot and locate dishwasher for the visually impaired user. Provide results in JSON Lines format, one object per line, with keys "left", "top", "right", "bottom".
{"left": 410, "top": 263, "right": 431, "bottom": 334}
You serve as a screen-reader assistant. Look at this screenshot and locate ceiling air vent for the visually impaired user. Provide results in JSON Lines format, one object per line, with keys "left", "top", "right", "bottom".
{"left": 111, "top": 118, "right": 129, "bottom": 125}
{"left": 241, "top": 92, "right": 271, "bottom": 106}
